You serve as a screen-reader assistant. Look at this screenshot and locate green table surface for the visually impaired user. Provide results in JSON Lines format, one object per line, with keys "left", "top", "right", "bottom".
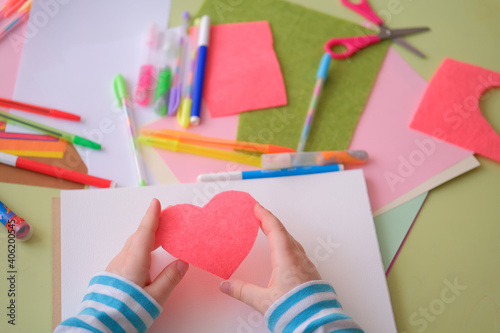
{"left": 172, "top": 1, "right": 500, "bottom": 332}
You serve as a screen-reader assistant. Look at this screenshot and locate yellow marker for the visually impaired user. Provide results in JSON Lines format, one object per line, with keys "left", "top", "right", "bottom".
{"left": 177, "top": 98, "right": 191, "bottom": 128}
{"left": 138, "top": 135, "right": 262, "bottom": 167}
{"left": 177, "top": 18, "right": 200, "bottom": 128}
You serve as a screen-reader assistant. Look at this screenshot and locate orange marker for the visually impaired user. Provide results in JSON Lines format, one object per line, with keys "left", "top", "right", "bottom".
{"left": 261, "top": 150, "right": 368, "bottom": 169}
{"left": 141, "top": 129, "right": 296, "bottom": 154}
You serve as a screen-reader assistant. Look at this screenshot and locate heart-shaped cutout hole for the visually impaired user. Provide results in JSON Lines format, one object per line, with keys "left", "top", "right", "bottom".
{"left": 479, "top": 87, "right": 500, "bottom": 136}
{"left": 155, "top": 191, "right": 260, "bottom": 279}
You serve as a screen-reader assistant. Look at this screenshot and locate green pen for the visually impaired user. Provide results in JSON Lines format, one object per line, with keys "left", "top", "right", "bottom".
{"left": 154, "top": 68, "right": 172, "bottom": 116}
{"left": 0, "top": 109, "right": 101, "bottom": 150}
{"left": 154, "top": 30, "right": 175, "bottom": 116}
{"left": 114, "top": 74, "right": 147, "bottom": 186}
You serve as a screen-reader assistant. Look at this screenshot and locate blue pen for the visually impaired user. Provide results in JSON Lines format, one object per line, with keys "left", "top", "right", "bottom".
{"left": 190, "top": 15, "right": 210, "bottom": 126}
{"left": 197, "top": 164, "right": 344, "bottom": 182}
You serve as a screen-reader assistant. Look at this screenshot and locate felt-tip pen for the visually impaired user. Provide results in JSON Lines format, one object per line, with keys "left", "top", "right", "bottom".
{"left": 197, "top": 164, "right": 343, "bottom": 182}
{"left": 190, "top": 15, "right": 210, "bottom": 126}
{"left": 261, "top": 150, "right": 368, "bottom": 169}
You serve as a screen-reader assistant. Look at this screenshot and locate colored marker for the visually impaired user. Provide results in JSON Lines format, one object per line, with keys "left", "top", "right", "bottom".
{"left": 0, "top": 97, "right": 80, "bottom": 121}
{"left": 135, "top": 24, "right": 159, "bottom": 106}
{"left": 114, "top": 74, "right": 147, "bottom": 186}
{"left": 197, "top": 164, "right": 344, "bottom": 182}
{"left": 0, "top": 0, "right": 30, "bottom": 41}
{"left": 297, "top": 53, "right": 331, "bottom": 152}
{"left": 0, "top": 0, "right": 18, "bottom": 16}
{"left": 138, "top": 135, "right": 262, "bottom": 167}
{"left": 178, "top": 18, "right": 200, "bottom": 128}
{"left": 168, "top": 11, "right": 190, "bottom": 116}
{"left": 261, "top": 150, "right": 368, "bottom": 169}
{"left": 0, "top": 200, "right": 32, "bottom": 241}
{"left": 3, "top": 0, "right": 25, "bottom": 18}
{"left": 0, "top": 109, "right": 101, "bottom": 149}
{"left": 190, "top": 15, "right": 210, "bottom": 126}
{"left": 154, "top": 26, "right": 178, "bottom": 116}
{"left": 141, "top": 128, "right": 296, "bottom": 154}
{"left": 0, "top": 151, "right": 116, "bottom": 188}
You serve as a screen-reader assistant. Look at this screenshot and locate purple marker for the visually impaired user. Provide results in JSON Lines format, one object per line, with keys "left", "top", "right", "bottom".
{"left": 168, "top": 11, "right": 190, "bottom": 116}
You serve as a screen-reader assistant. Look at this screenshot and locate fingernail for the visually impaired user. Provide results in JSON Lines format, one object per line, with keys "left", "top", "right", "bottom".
{"left": 177, "top": 260, "right": 189, "bottom": 276}
{"left": 220, "top": 281, "right": 231, "bottom": 295}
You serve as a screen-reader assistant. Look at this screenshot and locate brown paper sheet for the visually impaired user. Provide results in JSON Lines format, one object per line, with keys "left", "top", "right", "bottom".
{"left": 52, "top": 197, "right": 61, "bottom": 330}
{"left": 0, "top": 143, "right": 87, "bottom": 189}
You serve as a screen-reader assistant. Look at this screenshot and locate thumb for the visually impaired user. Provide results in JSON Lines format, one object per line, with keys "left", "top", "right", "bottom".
{"left": 219, "top": 279, "right": 268, "bottom": 314}
{"left": 145, "top": 260, "right": 189, "bottom": 305}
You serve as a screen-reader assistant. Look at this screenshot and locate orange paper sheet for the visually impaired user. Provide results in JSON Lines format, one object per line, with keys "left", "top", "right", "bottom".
{"left": 202, "top": 21, "right": 287, "bottom": 117}
{"left": 410, "top": 58, "right": 500, "bottom": 162}
{"left": 0, "top": 138, "right": 67, "bottom": 158}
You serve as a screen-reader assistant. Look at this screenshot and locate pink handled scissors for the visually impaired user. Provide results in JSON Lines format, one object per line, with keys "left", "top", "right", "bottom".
{"left": 325, "top": 0, "right": 430, "bottom": 59}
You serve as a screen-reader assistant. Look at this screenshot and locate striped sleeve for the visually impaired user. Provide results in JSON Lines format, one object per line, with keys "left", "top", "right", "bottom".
{"left": 54, "top": 272, "right": 162, "bottom": 333}
{"left": 264, "top": 280, "right": 364, "bottom": 333}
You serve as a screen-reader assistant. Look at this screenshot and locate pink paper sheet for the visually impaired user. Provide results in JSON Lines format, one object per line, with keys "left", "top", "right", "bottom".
{"left": 146, "top": 105, "right": 258, "bottom": 183}
{"left": 156, "top": 191, "right": 260, "bottom": 279}
{"left": 348, "top": 49, "right": 473, "bottom": 212}
{"left": 202, "top": 21, "right": 287, "bottom": 117}
{"left": 0, "top": 22, "right": 27, "bottom": 99}
{"left": 410, "top": 58, "right": 500, "bottom": 162}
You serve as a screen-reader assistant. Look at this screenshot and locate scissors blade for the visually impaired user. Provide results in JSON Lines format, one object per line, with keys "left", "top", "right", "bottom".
{"left": 392, "top": 37, "right": 426, "bottom": 58}
{"left": 380, "top": 27, "right": 430, "bottom": 39}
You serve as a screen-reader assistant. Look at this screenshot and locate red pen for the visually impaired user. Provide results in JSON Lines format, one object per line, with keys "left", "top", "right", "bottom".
{"left": 0, "top": 97, "right": 81, "bottom": 121}
{"left": 0, "top": 152, "right": 116, "bottom": 188}
{"left": 0, "top": 0, "right": 18, "bottom": 16}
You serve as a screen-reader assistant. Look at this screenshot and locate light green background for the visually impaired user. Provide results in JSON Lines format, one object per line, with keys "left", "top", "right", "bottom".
{"left": 173, "top": 1, "right": 500, "bottom": 332}
{"left": 374, "top": 192, "right": 428, "bottom": 271}
{"left": 0, "top": 184, "right": 59, "bottom": 332}
{"left": 1, "top": 1, "right": 497, "bottom": 332}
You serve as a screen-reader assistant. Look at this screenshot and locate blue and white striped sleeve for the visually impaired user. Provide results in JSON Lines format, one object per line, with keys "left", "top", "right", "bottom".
{"left": 54, "top": 272, "right": 162, "bottom": 333}
{"left": 264, "top": 280, "right": 364, "bottom": 333}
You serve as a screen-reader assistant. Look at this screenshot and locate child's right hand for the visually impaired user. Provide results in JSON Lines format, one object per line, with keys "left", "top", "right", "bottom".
{"left": 219, "top": 203, "right": 322, "bottom": 314}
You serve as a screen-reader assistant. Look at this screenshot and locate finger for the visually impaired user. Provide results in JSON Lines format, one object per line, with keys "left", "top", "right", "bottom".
{"left": 126, "top": 199, "right": 162, "bottom": 253}
{"left": 145, "top": 260, "right": 189, "bottom": 305}
{"left": 254, "top": 203, "right": 295, "bottom": 263}
{"left": 219, "top": 279, "right": 268, "bottom": 314}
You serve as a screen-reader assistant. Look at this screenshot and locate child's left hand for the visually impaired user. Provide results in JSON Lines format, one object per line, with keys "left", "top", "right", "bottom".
{"left": 106, "top": 198, "right": 189, "bottom": 305}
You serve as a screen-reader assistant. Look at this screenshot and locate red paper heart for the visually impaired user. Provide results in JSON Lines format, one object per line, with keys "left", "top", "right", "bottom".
{"left": 155, "top": 191, "right": 260, "bottom": 279}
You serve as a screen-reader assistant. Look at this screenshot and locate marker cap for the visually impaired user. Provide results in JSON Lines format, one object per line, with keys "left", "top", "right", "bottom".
{"left": 198, "top": 15, "right": 210, "bottom": 46}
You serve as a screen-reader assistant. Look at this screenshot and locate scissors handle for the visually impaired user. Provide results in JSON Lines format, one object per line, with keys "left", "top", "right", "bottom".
{"left": 341, "top": 0, "right": 383, "bottom": 25}
{"left": 324, "top": 35, "right": 380, "bottom": 59}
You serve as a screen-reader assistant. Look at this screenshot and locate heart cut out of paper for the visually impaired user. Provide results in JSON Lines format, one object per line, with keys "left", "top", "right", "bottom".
{"left": 155, "top": 191, "right": 260, "bottom": 279}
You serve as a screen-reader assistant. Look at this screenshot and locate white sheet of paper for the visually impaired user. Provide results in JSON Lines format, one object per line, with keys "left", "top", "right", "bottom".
{"left": 374, "top": 155, "right": 479, "bottom": 216}
{"left": 8, "top": 0, "right": 171, "bottom": 187}
{"left": 60, "top": 170, "right": 397, "bottom": 333}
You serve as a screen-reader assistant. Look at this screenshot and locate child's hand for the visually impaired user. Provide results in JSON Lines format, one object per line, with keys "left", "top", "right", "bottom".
{"left": 219, "top": 203, "right": 322, "bottom": 314}
{"left": 106, "top": 198, "right": 189, "bottom": 305}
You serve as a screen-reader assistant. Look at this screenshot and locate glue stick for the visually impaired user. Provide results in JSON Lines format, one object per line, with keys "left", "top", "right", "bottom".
{"left": 0, "top": 200, "right": 32, "bottom": 241}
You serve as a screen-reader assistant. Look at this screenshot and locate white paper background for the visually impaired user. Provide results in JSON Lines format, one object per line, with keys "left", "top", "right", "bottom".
{"left": 61, "top": 170, "right": 397, "bottom": 333}
{"left": 9, "top": 0, "right": 172, "bottom": 187}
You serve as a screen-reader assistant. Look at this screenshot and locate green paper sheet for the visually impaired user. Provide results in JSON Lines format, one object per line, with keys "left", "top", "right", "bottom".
{"left": 0, "top": 184, "right": 60, "bottom": 332}
{"left": 387, "top": 156, "right": 500, "bottom": 333}
{"left": 196, "top": 0, "right": 389, "bottom": 151}
{"left": 374, "top": 192, "right": 428, "bottom": 272}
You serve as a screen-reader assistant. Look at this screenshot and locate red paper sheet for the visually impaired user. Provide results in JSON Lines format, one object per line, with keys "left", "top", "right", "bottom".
{"left": 155, "top": 191, "right": 260, "bottom": 279}
{"left": 202, "top": 21, "right": 287, "bottom": 117}
{"left": 410, "top": 58, "right": 500, "bottom": 162}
